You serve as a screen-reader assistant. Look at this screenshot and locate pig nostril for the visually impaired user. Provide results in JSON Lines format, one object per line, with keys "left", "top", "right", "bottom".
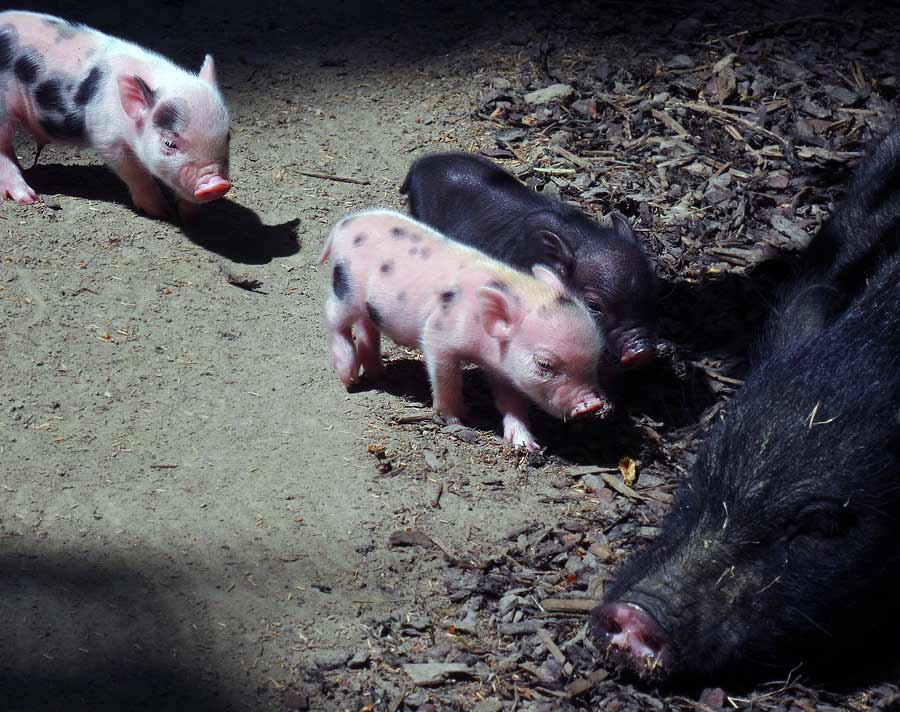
{"left": 620, "top": 343, "right": 657, "bottom": 366}
{"left": 592, "top": 602, "right": 669, "bottom": 672}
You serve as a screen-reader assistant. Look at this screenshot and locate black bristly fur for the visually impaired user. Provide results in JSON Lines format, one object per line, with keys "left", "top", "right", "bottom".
{"left": 595, "top": 123, "right": 900, "bottom": 684}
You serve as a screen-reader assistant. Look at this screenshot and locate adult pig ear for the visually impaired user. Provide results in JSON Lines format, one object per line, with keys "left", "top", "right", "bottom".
{"left": 532, "top": 264, "right": 569, "bottom": 295}
{"left": 199, "top": 54, "right": 218, "bottom": 85}
{"left": 477, "top": 286, "right": 521, "bottom": 341}
{"left": 118, "top": 74, "right": 156, "bottom": 121}
{"left": 538, "top": 230, "right": 575, "bottom": 278}
{"left": 611, "top": 213, "right": 638, "bottom": 242}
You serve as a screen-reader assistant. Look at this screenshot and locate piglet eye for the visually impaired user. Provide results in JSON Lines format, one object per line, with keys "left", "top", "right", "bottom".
{"left": 534, "top": 356, "right": 556, "bottom": 374}
{"left": 163, "top": 138, "right": 178, "bottom": 150}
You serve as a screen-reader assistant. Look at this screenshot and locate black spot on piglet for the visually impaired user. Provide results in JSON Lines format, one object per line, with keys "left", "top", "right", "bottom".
{"left": 40, "top": 112, "right": 86, "bottom": 141}
{"left": 332, "top": 261, "right": 350, "bottom": 300}
{"left": 75, "top": 65, "right": 105, "bottom": 106}
{"left": 35, "top": 79, "right": 65, "bottom": 112}
{"left": 152, "top": 98, "right": 187, "bottom": 133}
{"left": 0, "top": 26, "right": 17, "bottom": 71}
{"left": 380, "top": 260, "right": 394, "bottom": 274}
{"left": 353, "top": 233, "right": 367, "bottom": 247}
{"left": 487, "top": 279, "right": 508, "bottom": 293}
{"left": 390, "top": 227, "right": 406, "bottom": 239}
{"left": 556, "top": 294, "right": 576, "bottom": 308}
{"left": 439, "top": 289, "right": 458, "bottom": 309}
{"left": 366, "top": 302, "right": 383, "bottom": 327}
{"left": 14, "top": 52, "right": 40, "bottom": 84}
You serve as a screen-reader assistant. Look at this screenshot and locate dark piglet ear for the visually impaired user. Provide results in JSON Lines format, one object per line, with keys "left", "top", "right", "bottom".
{"left": 538, "top": 230, "right": 575, "bottom": 278}
{"left": 611, "top": 212, "right": 638, "bottom": 242}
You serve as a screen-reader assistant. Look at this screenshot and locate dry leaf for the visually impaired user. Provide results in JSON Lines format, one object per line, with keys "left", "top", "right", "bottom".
{"left": 618, "top": 456, "right": 637, "bottom": 486}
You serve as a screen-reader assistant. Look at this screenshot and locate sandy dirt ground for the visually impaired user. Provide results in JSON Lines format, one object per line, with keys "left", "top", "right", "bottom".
{"left": 3, "top": 1, "right": 899, "bottom": 711}
{"left": 1, "top": 2, "right": 599, "bottom": 710}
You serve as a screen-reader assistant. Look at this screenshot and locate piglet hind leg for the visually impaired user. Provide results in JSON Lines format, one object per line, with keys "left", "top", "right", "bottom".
{"left": 489, "top": 376, "right": 540, "bottom": 452}
{"left": 325, "top": 295, "right": 361, "bottom": 387}
{"left": 0, "top": 128, "right": 39, "bottom": 204}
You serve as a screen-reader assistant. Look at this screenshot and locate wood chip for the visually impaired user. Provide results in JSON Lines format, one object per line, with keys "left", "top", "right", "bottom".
{"left": 566, "top": 670, "right": 610, "bottom": 698}
{"left": 537, "top": 628, "right": 566, "bottom": 664}
{"left": 540, "top": 598, "right": 598, "bottom": 614}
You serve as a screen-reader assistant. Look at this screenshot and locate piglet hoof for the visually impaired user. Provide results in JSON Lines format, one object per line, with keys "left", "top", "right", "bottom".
{"left": 1, "top": 178, "right": 40, "bottom": 205}
{"left": 435, "top": 412, "right": 466, "bottom": 427}
{"left": 503, "top": 424, "right": 541, "bottom": 452}
{"left": 508, "top": 434, "right": 541, "bottom": 453}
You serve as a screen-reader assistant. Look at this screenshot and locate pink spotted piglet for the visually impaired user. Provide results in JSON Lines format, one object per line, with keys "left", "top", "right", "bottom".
{"left": 0, "top": 10, "right": 230, "bottom": 219}
{"left": 320, "top": 209, "right": 612, "bottom": 451}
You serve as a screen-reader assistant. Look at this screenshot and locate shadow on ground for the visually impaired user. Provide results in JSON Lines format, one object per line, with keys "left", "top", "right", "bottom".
{"left": 26, "top": 163, "right": 300, "bottom": 264}
{"left": 0, "top": 547, "right": 244, "bottom": 712}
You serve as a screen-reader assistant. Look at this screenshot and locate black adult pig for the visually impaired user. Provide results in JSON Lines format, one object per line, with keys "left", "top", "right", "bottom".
{"left": 591, "top": 123, "right": 900, "bottom": 683}
{"left": 401, "top": 152, "right": 658, "bottom": 368}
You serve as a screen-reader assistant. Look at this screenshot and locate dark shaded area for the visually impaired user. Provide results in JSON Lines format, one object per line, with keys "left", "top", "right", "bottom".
{"left": 15, "top": 0, "right": 514, "bottom": 69}
{"left": 0, "top": 547, "right": 244, "bottom": 712}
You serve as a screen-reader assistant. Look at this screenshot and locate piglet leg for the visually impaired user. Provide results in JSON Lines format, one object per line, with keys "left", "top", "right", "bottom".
{"left": 356, "top": 318, "right": 384, "bottom": 380}
{"left": 422, "top": 340, "right": 467, "bottom": 424}
{"left": 0, "top": 128, "right": 39, "bottom": 204}
{"left": 489, "top": 376, "right": 540, "bottom": 452}
{"left": 325, "top": 295, "right": 360, "bottom": 387}
{"left": 103, "top": 148, "right": 172, "bottom": 220}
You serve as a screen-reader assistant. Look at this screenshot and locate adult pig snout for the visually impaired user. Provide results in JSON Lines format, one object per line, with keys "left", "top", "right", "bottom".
{"left": 591, "top": 601, "right": 672, "bottom": 675}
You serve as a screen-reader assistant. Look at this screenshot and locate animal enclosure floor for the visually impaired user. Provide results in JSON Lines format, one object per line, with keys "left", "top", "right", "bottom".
{"left": 2, "top": 1, "right": 899, "bottom": 710}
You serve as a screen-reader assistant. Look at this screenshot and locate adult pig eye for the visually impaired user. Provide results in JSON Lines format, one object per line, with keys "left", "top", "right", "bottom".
{"left": 796, "top": 505, "right": 853, "bottom": 540}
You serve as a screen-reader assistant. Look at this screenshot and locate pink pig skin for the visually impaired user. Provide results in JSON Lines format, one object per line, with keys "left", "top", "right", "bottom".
{"left": 0, "top": 11, "right": 230, "bottom": 219}
{"left": 319, "top": 209, "right": 611, "bottom": 451}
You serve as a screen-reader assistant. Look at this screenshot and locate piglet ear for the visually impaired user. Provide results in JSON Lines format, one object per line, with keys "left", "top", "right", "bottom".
{"left": 118, "top": 74, "right": 156, "bottom": 121}
{"left": 477, "top": 286, "right": 521, "bottom": 341}
{"left": 538, "top": 230, "right": 575, "bottom": 278}
{"left": 611, "top": 212, "right": 638, "bottom": 242}
{"left": 532, "top": 264, "right": 569, "bottom": 295}
{"left": 199, "top": 54, "right": 218, "bottom": 85}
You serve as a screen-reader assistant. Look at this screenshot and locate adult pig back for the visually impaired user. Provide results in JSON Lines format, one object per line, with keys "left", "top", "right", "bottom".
{"left": 593, "top": 254, "right": 900, "bottom": 682}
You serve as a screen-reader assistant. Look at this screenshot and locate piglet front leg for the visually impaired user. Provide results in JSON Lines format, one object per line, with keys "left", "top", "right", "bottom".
{"left": 425, "top": 352, "right": 468, "bottom": 425}
{"left": 489, "top": 376, "right": 540, "bottom": 452}
{"left": 422, "top": 326, "right": 468, "bottom": 424}
{"left": 103, "top": 147, "right": 172, "bottom": 220}
{"left": 0, "top": 132, "right": 39, "bottom": 204}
